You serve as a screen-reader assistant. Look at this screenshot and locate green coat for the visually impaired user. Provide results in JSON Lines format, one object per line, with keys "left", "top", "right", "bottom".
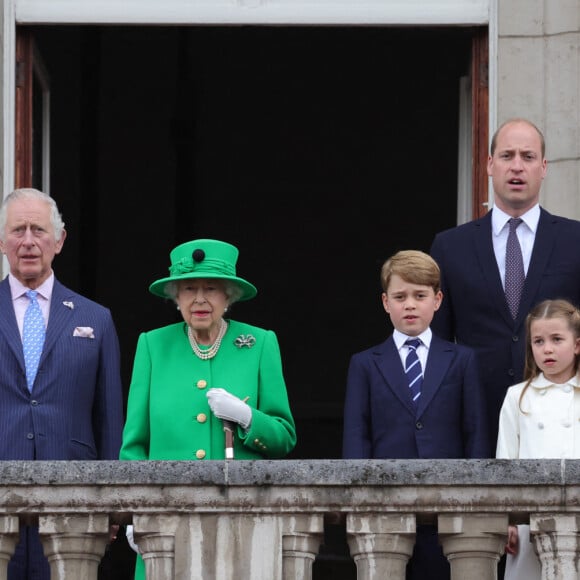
{"left": 120, "top": 319, "right": 297, "bottom": 580}
{"left": 120, "top": 319, "right": 296, "bottom": 461}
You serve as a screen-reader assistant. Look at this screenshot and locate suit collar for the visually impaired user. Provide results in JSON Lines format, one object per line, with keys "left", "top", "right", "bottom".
{"left": 6, "top": 271, "right": 55, "bottom": 300}
{"left": 373, "top": 337, "right": 415, "bottom": 413}
{"left": 373, "top": 335, "right": 456, "bottom": 417}
{"left": 472, "top": 212, "right": 514, "bottom": 326}
{"left": 418, "top": 335, "right": 456, "bottom": 414}
{"left": 392, "top": 327, "right": 432, "bottom": 350}
{"left": 0, "top": 278, "right": 24, "bottom": 366}
{"left": 0, "top": 277, "right": 78, "bottom": 394}
{"left": 475, "top": 207, "right": 560, "bottom": 328}
{"left": 491, "top": 203, "right": 541, "bottom": 235}
{"left": 516, "top": 208, "right": 559, "bottom": 324}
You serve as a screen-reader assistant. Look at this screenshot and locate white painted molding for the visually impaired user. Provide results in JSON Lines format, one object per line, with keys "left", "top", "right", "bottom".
{"left": 16, "top": 0, "right": 490, "bottom": 25}
{"left": 486, "top": 0, "right": 498, "bottom": 210}
{"left": 2, "top": 0, "right": 15, "bottom": 196}
{"left": 1, "top": 0, "right": 16, "bottom": 278}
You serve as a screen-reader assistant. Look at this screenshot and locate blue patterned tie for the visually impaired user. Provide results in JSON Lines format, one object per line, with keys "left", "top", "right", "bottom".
{"left": 505, "top": 218, "right": 525, "bottom": 319}
{"left": 405, "top": 338, "right": 423, "bottom": 407}
{"left": 23, "top": 290, "right": 45, "bottom": 392}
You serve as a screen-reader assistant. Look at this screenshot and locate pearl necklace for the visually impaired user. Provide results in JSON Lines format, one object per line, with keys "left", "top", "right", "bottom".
{"left": 187, "top": 319, "right": 228, "bottom": 360}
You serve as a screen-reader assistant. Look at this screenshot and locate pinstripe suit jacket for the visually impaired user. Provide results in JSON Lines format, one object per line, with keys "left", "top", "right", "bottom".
{"left": 0, "top": 276, "right": 124, "bottom": 460}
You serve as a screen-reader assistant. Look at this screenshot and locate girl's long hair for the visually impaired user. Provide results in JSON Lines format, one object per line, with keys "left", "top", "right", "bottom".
{"left": 518, "top": 299, "right": 580, "bottom": 412}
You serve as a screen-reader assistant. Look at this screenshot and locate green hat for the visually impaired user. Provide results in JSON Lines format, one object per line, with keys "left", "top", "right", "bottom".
{"left": 149, "top": 239, "right": 257, "bottom": 301}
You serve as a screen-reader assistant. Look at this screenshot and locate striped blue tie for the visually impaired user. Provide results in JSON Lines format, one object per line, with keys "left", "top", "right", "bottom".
{"left": 405, "top": 338, "right": 423, "bottom": 407}
{"left": 23, "top": 290, "right": 45, "bottom": 392}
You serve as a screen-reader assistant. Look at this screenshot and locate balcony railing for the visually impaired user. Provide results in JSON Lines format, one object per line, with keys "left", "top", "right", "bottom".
{"left": 0, "top": 459, "right": 577, "bottom": 579}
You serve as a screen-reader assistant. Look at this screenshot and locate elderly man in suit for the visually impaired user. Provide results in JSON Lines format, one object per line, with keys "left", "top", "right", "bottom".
{"left": 430, "top": 118, "right": 580, "bottom": 453}
{"left": 0, "top": 188, "right": 124, "bottom": 580}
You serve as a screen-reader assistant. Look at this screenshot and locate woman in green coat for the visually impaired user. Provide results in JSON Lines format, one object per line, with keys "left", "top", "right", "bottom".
{"left": 120, "top": 238, "right": 296, "bottom": 577}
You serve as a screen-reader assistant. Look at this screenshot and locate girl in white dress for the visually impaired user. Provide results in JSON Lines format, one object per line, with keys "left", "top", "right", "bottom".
{"left": 496, "top": 299, "right": 580, "bottom": 580}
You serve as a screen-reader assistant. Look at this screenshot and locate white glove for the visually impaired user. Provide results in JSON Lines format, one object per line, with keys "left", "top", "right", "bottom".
{"left": 125, "top": 524, "right": 140, "bottom": 554}
{"left": 207, "top": 388, "right": 252, "bottom": 429}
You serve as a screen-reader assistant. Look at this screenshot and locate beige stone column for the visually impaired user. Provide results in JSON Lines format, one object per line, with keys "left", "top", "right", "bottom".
{"left": 531, "top": 514, "right": 580, "bottom": 580}
{"left": 0, "top": 516, "right": 19, "bottom": 580}
{"left": 346, "top": 514, "right": 415, "bottom": 580}
{"left": 438, "top": 514, "right": 507, "bottom": 580}
{"left": 39, "top": 513, "right": 110, "bottom": 580}
{"left": 281, "top": 514, "right": 323, "bottom": 580}
{"left": 133, "top": 514, "right": 181, "bottom": 580}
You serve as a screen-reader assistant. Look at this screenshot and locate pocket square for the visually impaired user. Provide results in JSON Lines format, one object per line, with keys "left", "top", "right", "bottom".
{"left": 73, "top": 326, "right": 95, "bottom": 339}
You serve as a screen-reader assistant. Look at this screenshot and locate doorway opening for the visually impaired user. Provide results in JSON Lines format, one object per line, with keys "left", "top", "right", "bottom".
{"left": 25, "top": 24, "right": 477, "bottom": 459}
{"left": 19, "top": 23, "right": 484, "bottom": 579}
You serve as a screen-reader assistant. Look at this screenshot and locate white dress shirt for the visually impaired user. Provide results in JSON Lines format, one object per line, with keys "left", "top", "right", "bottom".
{"left": 8, "top": 273, "right": 54, "bottom": 338}
{"left": 491, "top": 204, "right": 540, "bottom": 289}
{"left": 393, "top": 327, "right": 432, "bottom": 373}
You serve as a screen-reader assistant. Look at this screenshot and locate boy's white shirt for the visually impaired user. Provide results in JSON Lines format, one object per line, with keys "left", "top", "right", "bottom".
{"left": 392, "top": 327, "right": 432, "bottom": 372}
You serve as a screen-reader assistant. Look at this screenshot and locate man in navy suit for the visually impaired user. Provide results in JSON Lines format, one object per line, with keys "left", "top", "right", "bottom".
{"left": 430, "top": 118, "right": 580, "bottom": 453}
{"left": 343, "top": 250, "right": 489, "bottom": 580}
{"left": 0, "top": 188, "right": 124, "bottom": 580}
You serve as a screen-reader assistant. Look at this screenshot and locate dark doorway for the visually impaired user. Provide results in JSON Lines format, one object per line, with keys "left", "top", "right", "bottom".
{"left": 27, "top": 24, "right": 474, "bottom": 579}
{"left": 29, "top": 24, "right": 472, "bottom": 458}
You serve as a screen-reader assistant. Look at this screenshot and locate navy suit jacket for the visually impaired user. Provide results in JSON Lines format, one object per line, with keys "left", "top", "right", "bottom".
{"left": 342, "top": 334, "right": 490, "bottom": 459}
{"left": 0, "top": 276, "right": 124, "bottom": 460}
{"left": 430, "top": 208, "right": 580, "bottom": 450}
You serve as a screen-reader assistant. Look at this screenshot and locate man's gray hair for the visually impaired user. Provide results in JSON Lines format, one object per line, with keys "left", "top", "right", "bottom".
{"left": 0, "top": 188, "right": 65, "bottom": 241}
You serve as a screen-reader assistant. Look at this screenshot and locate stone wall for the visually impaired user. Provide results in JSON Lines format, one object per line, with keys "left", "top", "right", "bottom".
{"left": 498, "top": 0, "right": 580, "bottom": 219}
{"left": 1, "top": 459, "right": 580, "bottom": 579}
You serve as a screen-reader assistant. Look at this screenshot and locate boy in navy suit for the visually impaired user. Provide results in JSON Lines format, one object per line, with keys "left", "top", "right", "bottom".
{"left": 342, "top": 250, "right": 490, "bottom": 580}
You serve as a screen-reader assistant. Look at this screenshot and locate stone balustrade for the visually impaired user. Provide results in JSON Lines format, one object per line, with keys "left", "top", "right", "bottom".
{"left": 0, "top": 459, "right": 578, "bottom": 579}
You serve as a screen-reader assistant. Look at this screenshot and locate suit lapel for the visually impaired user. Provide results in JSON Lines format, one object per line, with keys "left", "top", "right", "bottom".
{"left": 417, "top": 336, "right": 454, "bottom": 415}
{"left": 373, "top": 337, "right": 416, "bottom": 414}
{"left": 0, "top": 278, "right": 27, "bottom": 369}
{"left": 517, "top": 208, "right": 557, "bottom": 325}
{"left": 473, "top": 213, "right": 514, "bottom": 327}
{"left": 39, "top": 280, "right": 75, "bottom": 368}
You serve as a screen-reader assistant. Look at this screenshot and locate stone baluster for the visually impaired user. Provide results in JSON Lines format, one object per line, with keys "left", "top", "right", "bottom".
{"left": 133, "top": 514, "right": 181, "bottom": 580}
{"left": 438, "top": 514, "right": 507, "bottom": 580}
{"left": 0, "top": 516, "right": 19, "bottom": 580}
{"left": 346, "top": 513, "right": 415, "bottom": 580}
{"left": 282, "top": 514, "right": 324, "bottom": 580}
{"left": 39, "top": 513, "right": 110, "bottom": 580}
{"left": 531, "top": 513, "right": 580, "bottom": 580}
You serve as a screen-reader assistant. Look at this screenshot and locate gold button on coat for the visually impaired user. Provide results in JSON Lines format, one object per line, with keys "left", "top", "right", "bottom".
{"left": 196, "top": 379, "right": 207, "bottom": 389}
{"left": 197, "top": 413, "right": 207, "bottom": 423}
{"left": 196, "top": 449, "right": 206, "bottom": 459}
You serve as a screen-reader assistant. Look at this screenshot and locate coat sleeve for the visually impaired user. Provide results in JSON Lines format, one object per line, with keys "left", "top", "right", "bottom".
{"left": 496, "top": 388, "right": 520, "bottom": 459}
{"left": 119, "top": 333, "right": 151, "bottom": 460}
{"left": 238, "top": 330, "right": 297, "bottom": 458}
{"left": 342, "top": 353, "right": 372, "bottom": 459}
{"left": 460, "top": 347, "right": 491, "bottom": 458}
{"left": 93, "top": 309, "right": 124, "bottom": 460}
